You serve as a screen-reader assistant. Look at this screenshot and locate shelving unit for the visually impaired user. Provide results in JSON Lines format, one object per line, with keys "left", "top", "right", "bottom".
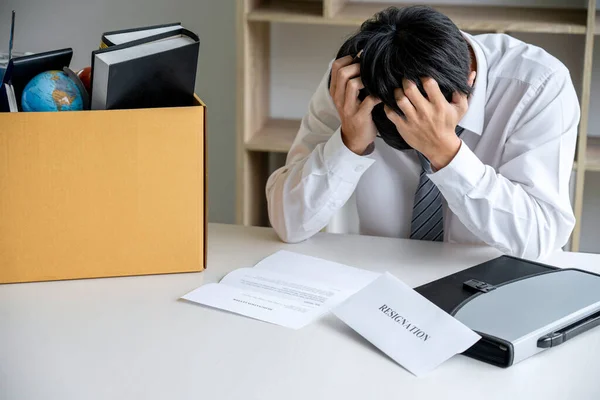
{"left": 248, "top": 1, "right": 588, "bottom": 33}
{"left": 245, "top": 119, "right": 300, "bottom": 153}
{"left": 237, "top": 0, "right": 597, "bottom": 251}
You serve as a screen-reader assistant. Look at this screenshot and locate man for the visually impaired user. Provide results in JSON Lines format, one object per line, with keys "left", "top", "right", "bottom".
{"left": 266, "top": 6, "right": 579, "bottom": 260}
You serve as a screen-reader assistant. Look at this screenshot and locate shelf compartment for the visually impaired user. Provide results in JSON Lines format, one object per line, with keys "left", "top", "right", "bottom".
{"left": 245, "top": 119, "right": 301, "bottom": 153}
{"left": 248, "top": 1, "right": 588, "bottom": 34}
{"left": 247, "top": 0, "right": 326, "bottom": 24}
{"left": 246, "top": 119, "right": 600, "bottom": 166}
{"left": 336, "top": 3, "right": 587, "bottom": 34}
{"left": 586, "top": 137, "right": 600, "bottom": 171}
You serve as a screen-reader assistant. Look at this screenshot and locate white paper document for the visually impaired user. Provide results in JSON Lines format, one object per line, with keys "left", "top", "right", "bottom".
{"left": 182, "top": 251, "right": 379, "bottom": 329}
{"left": 332, "top": 272, "right": 481, "bottom": 377}
{"left": 251, "top": 250, "right": 379, "bottom": 293}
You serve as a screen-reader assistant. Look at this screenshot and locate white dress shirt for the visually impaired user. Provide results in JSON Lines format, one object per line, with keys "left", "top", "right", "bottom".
{"left": 266, "top": 33, "right": 579, "bottom": 260}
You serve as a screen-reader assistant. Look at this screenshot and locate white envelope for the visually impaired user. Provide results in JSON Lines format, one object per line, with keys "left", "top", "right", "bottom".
{"left": 332, "top": 272, "right": 481, "bottom": 376}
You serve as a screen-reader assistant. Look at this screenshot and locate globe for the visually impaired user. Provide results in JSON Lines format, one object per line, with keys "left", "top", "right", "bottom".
{"left": 21, "top": 70, "right": 84, "bottom": 112}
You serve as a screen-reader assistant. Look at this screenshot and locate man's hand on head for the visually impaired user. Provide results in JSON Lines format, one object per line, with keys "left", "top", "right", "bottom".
{"left": 330, "top": 56, "right": 382, "bottom": 155}
{"left": 384, "top": 73, "right": 476, "bottom": 170}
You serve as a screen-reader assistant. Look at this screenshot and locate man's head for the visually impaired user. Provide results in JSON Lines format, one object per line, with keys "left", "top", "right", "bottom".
{"left": 329, "top": 6, "right": 472, "bottom": 150}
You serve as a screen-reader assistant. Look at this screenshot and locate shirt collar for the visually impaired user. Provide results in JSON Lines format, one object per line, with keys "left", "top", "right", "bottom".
{"left": 459, "top": 32, "right": 487, "bottom": 136}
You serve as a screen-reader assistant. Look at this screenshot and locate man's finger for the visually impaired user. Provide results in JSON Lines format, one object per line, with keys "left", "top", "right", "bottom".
{"left": 334, "top": 63, "right": 360, "bottom": 110}
{"left": 394, "top": 88, "right": 417, "bottom": 121}
{"left": 452, "top": 91, "right": 469, "bottom": 119}
{"left": 358, "top": 95, "right": 382, "bottom": 116}
{"left": 402, "top": 79, "right": 427, "bottom": 110}
{"left": 330, "top": 56, "right": 354, "bottom": 98}
{"left": 344, "top": 77, "right": 364, "bottom": 115}
{"left": 421, "top": 77, "right": 445, "bottom": 106}
{"left": 384, "top": 104, "right": 406, "bottom": 130}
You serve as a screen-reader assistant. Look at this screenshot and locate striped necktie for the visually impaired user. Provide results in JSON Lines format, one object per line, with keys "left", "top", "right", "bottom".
{"left": 410, "top": 126, "right": 465, "bottom": 242}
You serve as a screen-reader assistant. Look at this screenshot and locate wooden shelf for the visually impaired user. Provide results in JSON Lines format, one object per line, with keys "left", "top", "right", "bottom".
{"left": 348, "top": 4, "right": 586, "bottom": 33}
{"left": 247, "top": 0, "right": 325, "bottom": 25}
{"left": 586, "top": 137, "right": 600, "bottom": 171}
{"left": 573, "top": 137, "right": 600, "bottom": 171}
{"left": 248, "top": 1, "right": 587, "bottom": 34}
{"left": 336, "top": 3, "right": 586, "bottom": 34}
{"left": 245, "top": 119, "right": 300, "bottom": 153}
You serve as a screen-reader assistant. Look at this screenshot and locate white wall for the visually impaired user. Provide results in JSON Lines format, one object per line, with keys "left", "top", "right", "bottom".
{"left": 270, "top": 1, "right": 600, "bottom": 253}
{"left": 0, "top": 0, "right": 237, "bottom": 224}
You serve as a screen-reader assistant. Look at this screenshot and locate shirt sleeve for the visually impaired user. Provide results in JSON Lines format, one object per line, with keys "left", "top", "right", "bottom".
{"left": 266, "top": 64, "right": 375, "bottom": 243}
{"left": 429, "top": 69, "right": 579, "bottom": 260}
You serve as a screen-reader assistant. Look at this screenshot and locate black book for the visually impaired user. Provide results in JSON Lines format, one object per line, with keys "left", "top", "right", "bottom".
{"left": 99, "top": 22, "right": 183, "bottom": 48}
{"left": 0, "top": 83, "right": 18, "bottom": 112}
{"left": 91, "top": 28, "right": 199, "bottom": 110}
{"left": 0, "top": 48, "right": 73, "bottom": 112}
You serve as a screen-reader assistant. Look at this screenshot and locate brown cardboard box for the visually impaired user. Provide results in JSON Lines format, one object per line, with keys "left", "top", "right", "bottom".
{"left": 0, "top": 97, "right": 206, "bottom": 283}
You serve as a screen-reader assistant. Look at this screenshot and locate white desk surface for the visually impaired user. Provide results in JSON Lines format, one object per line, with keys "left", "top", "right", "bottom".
{"left": 2, "top": 223, "right": 600, "bottom": 400}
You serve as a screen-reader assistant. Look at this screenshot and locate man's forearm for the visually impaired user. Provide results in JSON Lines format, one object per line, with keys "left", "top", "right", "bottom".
{"left": 429, "top": 143, "right": 575, "bottom": 260}
{"left": 266, "top": 129, "right": 374, "bottom": 243}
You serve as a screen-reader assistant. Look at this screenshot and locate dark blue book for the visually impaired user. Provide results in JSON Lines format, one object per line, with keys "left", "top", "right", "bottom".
{"left": 91, "top": 28, "right": 199, "bottom": 110}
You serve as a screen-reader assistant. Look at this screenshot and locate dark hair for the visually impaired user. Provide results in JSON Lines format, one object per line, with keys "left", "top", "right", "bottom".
{"left": 329, "top": 6, "right": 472, "bottom": 151}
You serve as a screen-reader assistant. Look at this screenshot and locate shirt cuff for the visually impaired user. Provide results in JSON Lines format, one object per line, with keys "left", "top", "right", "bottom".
{"left": 428, "top": 141, "right": 485, "bottom": 201}
{"left": 322, "top": 128, "right": 375, "bottom": 181}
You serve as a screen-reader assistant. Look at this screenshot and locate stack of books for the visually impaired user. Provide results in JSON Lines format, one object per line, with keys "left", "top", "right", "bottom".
{"left": 0, "top": 22, "right": 200, "bottom": 112}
